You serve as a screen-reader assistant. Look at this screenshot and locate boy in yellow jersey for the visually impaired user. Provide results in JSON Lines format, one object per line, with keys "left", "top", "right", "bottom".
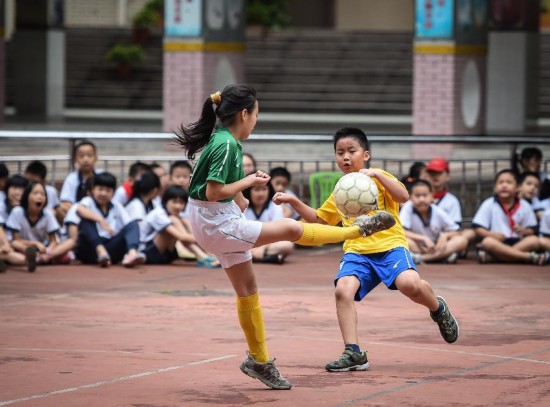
{"left": 275, "top": 127, "right": 459, "bottom": 372}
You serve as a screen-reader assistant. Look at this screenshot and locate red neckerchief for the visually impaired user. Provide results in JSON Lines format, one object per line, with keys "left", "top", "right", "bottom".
{"left": 122, "top": 181, "right": 133, "bottom": 200}
{"left": 497, "top": 196, "right": 520, "bottom": 230}
{"left": 432, "top": 189, "right": 448, "bottom": 201}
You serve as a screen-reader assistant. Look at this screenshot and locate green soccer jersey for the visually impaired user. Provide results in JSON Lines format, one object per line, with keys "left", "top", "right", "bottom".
{"left": 189, "top": 126, "right": 244, "bottom": 202}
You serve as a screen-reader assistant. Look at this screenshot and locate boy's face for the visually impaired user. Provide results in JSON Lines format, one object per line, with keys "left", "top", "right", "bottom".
{"left": 75, "top": 145, "right": 97, "bottom": 172}
{"left": 410, "top": 184, "right": 432, "bottom": 212}
{"left": 250, "top": 185, "right": 269, "bottom": 205}
{"left": 92, "top": 185, "right": 114, "bottom": 206}
{"left": 335, "top": 137, "right": 369, "bottom": 173}
{"left": 7, "top": 186, "right": 24, "bottom": 207}
{"left": 427, "top": 170, "right": 449, "bottom": 189}
{"left": 29, "top": 184, "right": 47, "bottom": 211}
{"left": 494, "top": 173, "right": 517, "bottom": 200}
{"left": 170, "top": 167, "right": 191, "bottom": 190}
{"left": 153, "top": 167, "right": 170, "bottom": 192}
{"left": 521, "top": 157, "right": 541, "bottom": 173}
{"left": 271, "top": 175, "right": 289, "bottom": 193}
{"left": 518, "top": 175, "right": 540, "bottom": 200}
{"left": 165, "top": 198, "right": 185, "bottom": 216}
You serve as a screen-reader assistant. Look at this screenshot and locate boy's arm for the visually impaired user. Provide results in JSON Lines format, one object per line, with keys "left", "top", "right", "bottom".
{"left": 360, "top": 169, "right": 409, "bottom": 204}
{"left": 273, "top": 192, "right": 325, "bottom": 223}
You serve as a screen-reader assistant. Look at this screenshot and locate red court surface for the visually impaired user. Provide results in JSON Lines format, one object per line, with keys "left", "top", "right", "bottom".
{"left": 1, "top": 246, "right": 549, "bottom": 406}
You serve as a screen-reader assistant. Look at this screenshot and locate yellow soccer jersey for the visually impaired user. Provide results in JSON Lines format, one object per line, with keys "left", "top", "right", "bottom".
{"left": 316, "top": 169, "right": 408, "bottom": 254}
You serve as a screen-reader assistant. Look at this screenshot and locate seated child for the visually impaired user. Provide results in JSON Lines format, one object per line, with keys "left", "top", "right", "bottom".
{"left": 6, "top": 181, "right": 73, "bottom": 271}
{"left": 2, "top": 175, "right": 28, "bottom": 218}
{"left": 24, "top": 160, "right": 62, "bottom": 223}
{"left": 0, "top": 217, "right": 27, "bottom": 272}
{"left": 517, "top": 171, "right": 549, "bottom": 220}
{"left": 113, "top": 161, "right": 151, "bottom": 206}
{"left": 74, "top": 172, "right": 146, "bottom": 268}
{"left": 243, "top": 183, "right": 294, "bottom": 264}
{"left": 0, "top": 162, "right": 9, "bottom": 204}
{"left": 125, "top": 171, "right": 160, "bottom": 222}
{"left": 472, "top": 169, "right": 542, "bottom": 265}
{"left": 537, "top": 207, "right": 550, "bottom": 261}
{"left": 140, "top": 185, "right": 220, "bottom": 268}
{"left": 400, "top": 180, "right": 468, "bottom": 264}
{"left": 150, "top": 162, "right": 170, "bottom": 208}
{"left": 269, "top": 167, "right": 301, "bottom": 220}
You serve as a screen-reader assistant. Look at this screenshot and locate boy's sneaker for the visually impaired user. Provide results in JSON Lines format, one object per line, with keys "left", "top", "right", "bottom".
{"left": 325, "top": 349, "right": 369, "bottom": 372}
{"left": 431, "top": 296, "right": 459, "bottom": 344}
{"left": 444, "top": 252, "right": 458, "bottom": 264}
{"left": 477, "top": 249, "right": 494, "bottom": 264}
{"left": 353, "top": 211, "right": 396, "bottom": 237}
{"left": 239, "top": 352, "right": 291, "bottom": 390}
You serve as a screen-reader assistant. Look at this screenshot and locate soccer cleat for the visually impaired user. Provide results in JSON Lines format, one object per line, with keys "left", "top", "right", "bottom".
{"left": 325, "top": 349, "right": 369, "bottom": 372}
{"left": 25, "top": 246, "right": 37, "bottom": 272}
{"left": 431, "top": 296, "right": 459, "bottom": 344}
{"left": 353, "top": 211, "right": 395, "bottom": 237}
{"left": 239, "top": 352, "right": 291, "bottom": 390}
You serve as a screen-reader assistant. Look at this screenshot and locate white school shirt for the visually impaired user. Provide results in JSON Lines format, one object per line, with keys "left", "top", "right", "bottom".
{"left": 0, "top": 199, "right": 6, "bottom": 225}
{"left": 435, "top": 192, "right": 462, "bottom": 225}
{"left": 6, "top": 206, "right": 60, "bottom": 244}
{"left": 59, "top": 170, "right": 103, "bottom": 204}
{"left": 113, "top": 185, "right": 130, "bottom": 206}
{"left": 45, "top": 185, "right": 60, "bottom": 210}
{"left": 140, "top": 206, "right": 172, "bottom": 243}
{"left": 64, "top": 202, "right": 81, "bottom": 226}
{"left": 472, "top": 196, "right": 537, "bottom": 239}
{"left": 531, "top": 197, "right": 550, "bottom": 213}
{"left": 399, "top": 201, "right": 459, "bottom": 242}
{"left": 78, "top": 196, "right": 131, "bottom": 239}
{"left": 539, "top": 207, "right": 550, "bottom": 236}
{"left": 125, "top": 197, "right": 153, "bottom": 222}
{"left": 244, "top": 201, "right": 284, "bottom": 222}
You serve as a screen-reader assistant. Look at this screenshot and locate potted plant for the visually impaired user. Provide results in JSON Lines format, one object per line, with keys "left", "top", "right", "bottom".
{"left": 246, "top": 0, "right": 290, "bottom": 37}
{"left": 104, "top": 43, "right": 145, "bottom": 78}
{"left": 132, "top": 7, "right": 158, "bottom": 43}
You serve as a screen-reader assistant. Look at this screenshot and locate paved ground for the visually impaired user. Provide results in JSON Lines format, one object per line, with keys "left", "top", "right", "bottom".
{"left": 1, "top": 246, "right": 549, "bottom": 406}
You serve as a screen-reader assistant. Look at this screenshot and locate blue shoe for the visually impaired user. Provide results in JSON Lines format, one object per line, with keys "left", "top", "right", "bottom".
{"left": 196, "top": 256, "right": 221, "bottom": 269}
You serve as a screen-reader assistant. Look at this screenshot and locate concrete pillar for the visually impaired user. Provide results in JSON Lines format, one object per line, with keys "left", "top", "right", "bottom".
{"left": 413, "top": 0, "right": 488, "bottom": 136}
{"left": 163, "top": 0, "right": 245, "bottom": 132}
{"left": 486, "top": 0, "right": 540, "bottom": 132}
{"left": 0, "top": 0, "right": 5, "bottom": 125}
{"left": 12, "top": 0, "right": 65, "bottom": 118}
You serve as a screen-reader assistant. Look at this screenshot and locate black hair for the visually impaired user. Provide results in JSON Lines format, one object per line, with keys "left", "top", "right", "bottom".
{"left": 410, "top": 179, "right": 432, "bottom": 192}
{"left": 72, "top": 140, "right": 97, "bottom": 163}
{"left": 4, "top": 175, "right": 29, "bottom": 210}
{"left": 20, "top": 181, "right": 48, "bottom": 211}
{"left": 269, "top": 167, "right": 291, "bottom": 182}
{"left": 243, "top": 153, "right": 257, "bottom": 166}
{"left": 24, "top": 160, "right": 48, "bottom": 181}
{"left": 132, "top": 171, "right": 160, "bottom": 197}
{"left": 128, "top": 161, "right": 151, "bottom": 178}
{"left": 519, "top": 171, "right": 540, "bottom": 184}
{"left": 494, "top": 169, "right": 518, "bottom": 185}
{"left": 0, "top": 162, "right": 9, "bottom": 179}
{"left": 512, "top": 147, "right": 542, "bottom": 175}
{"left": 169, "top": 160, "right": 193, "bottom": 176}
{"left": 162, "top": 184, "right": 188, "bottom": 208}
{"left": 242, "top": 182, "right": 276, "bottom": 218}
{"left": 150, "top": 162, "right": 164, "bottom": 171}
{"left": 92, "top": 172, "right": 117, "bottom": 190}
{"left": 173, "top": 84, "right": 257, "bottom": 160}
{"left": 333, "top": 127, "right": 369, "bottom": 151}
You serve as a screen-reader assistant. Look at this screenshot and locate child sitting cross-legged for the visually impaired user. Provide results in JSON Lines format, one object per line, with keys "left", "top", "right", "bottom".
{"left": 74, "top": 172, "right": 146, "bottom": 268}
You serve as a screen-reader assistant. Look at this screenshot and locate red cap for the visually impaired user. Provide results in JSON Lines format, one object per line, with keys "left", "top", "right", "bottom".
{"left": 426, "top": 158, "right": 450, "bottom": 173}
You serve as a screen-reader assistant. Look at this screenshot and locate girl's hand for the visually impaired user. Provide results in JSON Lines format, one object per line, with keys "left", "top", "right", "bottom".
{"left": 36, "top": 242, "right": 47, "bottom": 253}
{"left": 247, "top": 171, "right": 270, "bottom": 187}
{"left": 273, "top": 192, "right": 292, "bottom": 205}
{"left": 99, "top": 220, "right": 115, "bottom": 236}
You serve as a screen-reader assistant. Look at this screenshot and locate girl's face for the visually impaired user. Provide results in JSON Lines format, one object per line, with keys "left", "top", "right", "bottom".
{"left": 165, "top": 197, "right": 185, "bottom": 216}
{"left": 518, "top": 175, "right": 540, "bottom": 200}
{"left": 75, "top": 145, "right": 97, "bottom": 172}
{"left": 494, "top": 172, "right": 518, "bottom": 200}
{"left": 335, "top": 137, "right": 369, "bottom": 174}
{"left": 92, "top": 185, "right": 114, "bottom": 206}
{"left": 410, "top": 184, "right": 432, "bottom": 213}
{"left": 28, "top": 184, "right": 47, "bottom": 211}
{"left": 250, "top": 185, "right": 269, "bottom": 206}
{"left": 240, "top": 101, "right": 259, "bottom": 141}
{"left": 242, "top": 155, "right": 256, "bottom": 176}
{"left": 521, "top": 156, "right": 541, "bottom": 173}
{"left": 170, "top": 167, "right": 191, "bottom": 190}
{"left": 7, "top": 186, "right": 24, "bottom": 208}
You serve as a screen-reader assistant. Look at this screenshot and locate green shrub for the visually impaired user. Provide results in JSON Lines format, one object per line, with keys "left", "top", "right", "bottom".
{"left": 246, "top": 0, "right": 290, "bottom": 28}
{"left": 104, "top": 44, "right": 144, "bottom": 65}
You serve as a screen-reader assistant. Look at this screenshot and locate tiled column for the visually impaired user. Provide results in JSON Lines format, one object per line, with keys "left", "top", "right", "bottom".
{"left": 163, "top": 0, "right": 245, "bottom": 132}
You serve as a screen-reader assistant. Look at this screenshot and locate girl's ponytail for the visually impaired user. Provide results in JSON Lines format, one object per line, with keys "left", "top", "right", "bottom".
{"left": 173, "top": 97, "right": 217, "bottom": 160}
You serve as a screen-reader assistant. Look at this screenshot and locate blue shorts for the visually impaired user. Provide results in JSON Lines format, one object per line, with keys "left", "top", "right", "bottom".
{"left": 143, "top": 241, "right": 178, "bottom": 264}
{"left": 334, "top": 247, "right": 417, "bottom": 301}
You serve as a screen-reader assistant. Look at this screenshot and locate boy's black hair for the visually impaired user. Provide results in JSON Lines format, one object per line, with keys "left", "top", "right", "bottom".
{"left": 333, "top": 127, "right": 369, "bottom": 151}
{"left": 92, "top": 172, "right": 117, "bottom": 190}
{"left": 269, "top": 167, "right": 292, "bottom": 182}
{"left": 150, "top": 162, "right": 164, "bottom": 171}
{"left": 162, "top": 184, "right": 189, "bottom": 208}
{"left": 494, "top": 169, "right": 518, "bottom": 185}
{"left": 0, "top": 162, "right": 9, "bottom": 178}
{"left": 519, "top": 171, "right": 540, "bottom": 184}
{"left": 133, "top": 171, "right": 160, "bottom": 197}
{"left": 24, "top": 161, "right": 48, "bottom": 181}
{"left": 20, "top": 181, "right": 48, "bottom": 212}
{"left": 512, "top": 147, "right": 543, "bottom": 175}
{"left": 410, "top": 179, "right": 432, "bottom": 192}
{"left": 72, "top": 140, "right": 97, "bottom": 162}
{"left": 128, "top": 161, "right": 151, "bottom": 178}
{"left": 169, "top": 160, "right": 193, "bottom": 175}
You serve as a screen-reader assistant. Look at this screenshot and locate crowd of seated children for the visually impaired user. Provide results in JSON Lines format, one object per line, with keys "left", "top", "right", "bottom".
{"left": 517, "top": 171, "right": 549, "bottom": 220}
{"left": 125, "top": 171, "right": 160, "bottom": 222}
{"left": 113, "top": 161, "right": 151, "bottom": 206}
{"left": 513, "top": 147, "right": 550, "bottom": 200}
{"left": 269, "top": 167, "right": 301, "bottom": 220}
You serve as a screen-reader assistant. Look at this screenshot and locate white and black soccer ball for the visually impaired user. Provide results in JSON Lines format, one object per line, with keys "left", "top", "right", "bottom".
{"left": 333, "top": 172, "right": 378, "bottom": 217}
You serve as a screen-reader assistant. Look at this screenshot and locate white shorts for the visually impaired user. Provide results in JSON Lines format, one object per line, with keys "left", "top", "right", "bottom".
{"left": 188, "top": 198, "right": 263, "bottom": 269}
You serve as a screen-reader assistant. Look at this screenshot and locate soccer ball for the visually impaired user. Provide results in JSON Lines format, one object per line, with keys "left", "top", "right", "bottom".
{"left": 333, "top": 172, "right": 378, "bottom": 217}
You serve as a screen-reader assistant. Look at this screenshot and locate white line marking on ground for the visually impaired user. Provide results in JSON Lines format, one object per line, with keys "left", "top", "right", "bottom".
{"left": 0, "top": 354, "right": 236, "bottom": 406}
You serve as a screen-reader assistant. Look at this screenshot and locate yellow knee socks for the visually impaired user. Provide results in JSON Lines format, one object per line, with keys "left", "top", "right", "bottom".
{"left": 294, "top": 222, "right": 361, "bottom": 246}
{"left": 237, "top": 292, "right": 269, "bottom": 364}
